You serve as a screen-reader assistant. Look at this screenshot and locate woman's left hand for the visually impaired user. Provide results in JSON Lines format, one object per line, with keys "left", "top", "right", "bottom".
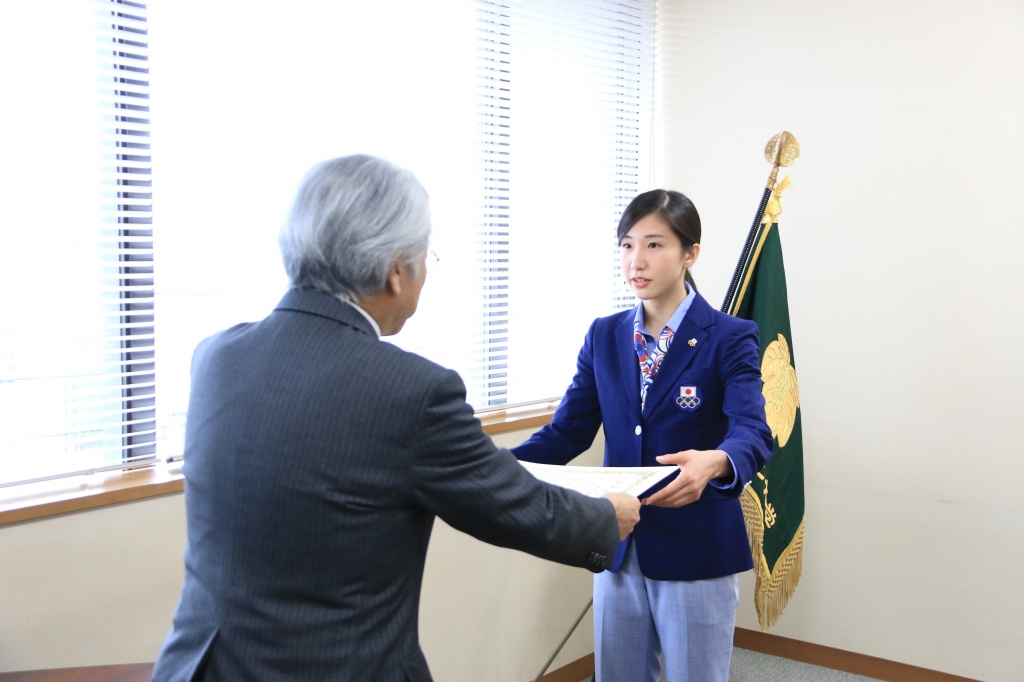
{"left": 642, "top": 449, "right": 731, "bottom": 508}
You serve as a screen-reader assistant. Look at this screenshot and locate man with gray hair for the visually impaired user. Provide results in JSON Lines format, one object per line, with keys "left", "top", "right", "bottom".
{"left": 153, "top": 155, "right": 640, "bottom": 681}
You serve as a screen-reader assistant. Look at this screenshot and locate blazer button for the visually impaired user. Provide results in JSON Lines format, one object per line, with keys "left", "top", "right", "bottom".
{"left": 634, "top": 425, "right": 642, "bottom": 435}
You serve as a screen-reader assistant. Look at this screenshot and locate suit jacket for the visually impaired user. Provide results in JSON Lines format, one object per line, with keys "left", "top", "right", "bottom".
{"left": 513, "top": 292, "right": 772, "bottom": 581}
{"left": 152, "top": 289, "right": 619, "bottom": 682}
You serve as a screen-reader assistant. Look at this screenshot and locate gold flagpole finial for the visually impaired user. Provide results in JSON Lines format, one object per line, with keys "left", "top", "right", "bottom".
{"left": 763, "top": 131, "right": 800, "bottom": 188}
{"left": 721, "top": 130, "right": 800, "bottom": 315}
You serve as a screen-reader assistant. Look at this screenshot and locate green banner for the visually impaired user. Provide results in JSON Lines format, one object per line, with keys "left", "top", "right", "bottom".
{"left": 727, "top": 220, "right": 804, "bottom": 629}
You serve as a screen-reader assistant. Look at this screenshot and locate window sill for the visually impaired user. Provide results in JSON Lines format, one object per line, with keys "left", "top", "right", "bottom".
{"left": 0, "top": 464, "right": 186, "bottom": 527}
{"left": 0, "top": 403, "right": 557, "bottom": 527}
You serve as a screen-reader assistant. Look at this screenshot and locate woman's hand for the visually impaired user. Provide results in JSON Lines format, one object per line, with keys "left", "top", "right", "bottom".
{"left": 642, "top": 449, "right": 731, "bottom": 508}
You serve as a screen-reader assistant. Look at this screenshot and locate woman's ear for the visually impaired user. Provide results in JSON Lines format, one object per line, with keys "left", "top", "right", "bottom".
{"left": 684, "top": 243, "right": 701, "bottom": 268}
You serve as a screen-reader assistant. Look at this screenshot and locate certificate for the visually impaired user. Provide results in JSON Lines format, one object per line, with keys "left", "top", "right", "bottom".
{"left": 520, "top": 461, "right": 678, "bottom": 498}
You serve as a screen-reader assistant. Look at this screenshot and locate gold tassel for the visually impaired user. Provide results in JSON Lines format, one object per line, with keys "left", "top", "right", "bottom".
{"left": 741, "top": 486, "right": 804, "bottom": 629}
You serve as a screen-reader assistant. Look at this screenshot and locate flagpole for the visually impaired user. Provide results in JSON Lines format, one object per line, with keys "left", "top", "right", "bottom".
{"left": 720, "top": 131, "right": 800, "bottom": 314}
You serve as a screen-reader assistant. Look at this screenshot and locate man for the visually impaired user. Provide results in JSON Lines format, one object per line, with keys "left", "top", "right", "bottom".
{"left": 152, "top": 155, "right": 640, "bottom": 681}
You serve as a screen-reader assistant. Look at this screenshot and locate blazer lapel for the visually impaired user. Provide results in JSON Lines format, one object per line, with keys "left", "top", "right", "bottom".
{"left": 615, "top": 311, "right": 643, "bottom": 419}
{"left": 642, "top": 293, "right": 714, "bottom": 416}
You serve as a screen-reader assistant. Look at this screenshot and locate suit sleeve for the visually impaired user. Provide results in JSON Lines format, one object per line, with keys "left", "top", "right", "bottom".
{"left": 408, "top": 368, "right": 619, "bottom": 572}
{"left": 511, "top": 319, "right": 604, "bottom": 465}
{"left": 715, "top": 319, "right": 774, "bottom": 495}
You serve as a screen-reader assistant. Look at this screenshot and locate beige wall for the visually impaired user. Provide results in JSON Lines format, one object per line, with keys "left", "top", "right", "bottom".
{"left": 0, "top": 428, "right": 602, "bottom": 680}
{"left": 0, "top": 494, "right": 186, "bottom": 671}
{"left": 654, "top": 1, "right": 1024, "bottom": 681}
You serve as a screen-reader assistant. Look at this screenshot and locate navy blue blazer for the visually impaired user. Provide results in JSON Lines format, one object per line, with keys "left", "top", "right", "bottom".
{"left": 514, "top": 292, "right": 772, "bottom": 581}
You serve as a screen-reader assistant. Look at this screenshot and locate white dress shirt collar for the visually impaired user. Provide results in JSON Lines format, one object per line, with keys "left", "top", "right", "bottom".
{"left": 336, "top": 294, "right": 382, "bottom": 338}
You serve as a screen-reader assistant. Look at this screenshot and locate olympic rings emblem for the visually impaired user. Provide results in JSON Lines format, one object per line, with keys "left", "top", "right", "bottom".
{"left": 676, "top": 395, "right": 701, "bottom": 409}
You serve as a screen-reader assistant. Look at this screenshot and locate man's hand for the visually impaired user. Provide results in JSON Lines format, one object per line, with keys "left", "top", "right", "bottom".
{"left": 602, "top": 492, "right": 641, "bottom": 540}
{"left": 642, "top": 449, "right": 731, "bottom": 508}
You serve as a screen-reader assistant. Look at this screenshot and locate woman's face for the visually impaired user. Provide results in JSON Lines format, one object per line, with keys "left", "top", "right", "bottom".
{"left": 619, "top": 213, "right": 697, "bottom": 308}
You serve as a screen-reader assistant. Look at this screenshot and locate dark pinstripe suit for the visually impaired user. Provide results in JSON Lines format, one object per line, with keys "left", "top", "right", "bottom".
{"left": 153, "top": 289, "right": 619, "bottom": 682}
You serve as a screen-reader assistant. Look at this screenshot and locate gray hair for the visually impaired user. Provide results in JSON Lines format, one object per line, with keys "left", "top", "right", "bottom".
{"left": 279, "top": 155, "right": 431, "bottom": 299}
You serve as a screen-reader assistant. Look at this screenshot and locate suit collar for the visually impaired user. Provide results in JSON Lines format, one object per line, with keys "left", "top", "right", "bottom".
{"left": 275, "top": 288, "right": 377, "bottom": 337}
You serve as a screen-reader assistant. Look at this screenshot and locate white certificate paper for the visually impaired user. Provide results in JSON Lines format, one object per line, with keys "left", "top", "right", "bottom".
{"left": 520, "top": 461, "right": 678, "bottom": 498}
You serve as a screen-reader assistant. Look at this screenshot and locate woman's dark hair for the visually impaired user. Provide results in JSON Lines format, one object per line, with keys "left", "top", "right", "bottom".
{"left": 616, "top": 189, "right": 701, "bottom": 291}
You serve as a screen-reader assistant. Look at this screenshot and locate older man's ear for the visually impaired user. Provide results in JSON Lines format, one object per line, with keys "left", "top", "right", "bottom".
{"left": 361, "top": 256, "right": 427, "bottom": 336}
{"left": 386, "top": 261, "right": 404, "bottom": 295}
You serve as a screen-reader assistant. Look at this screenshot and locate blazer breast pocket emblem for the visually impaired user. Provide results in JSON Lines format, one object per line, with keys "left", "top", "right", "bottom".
{"left": 675, "top": 385, "right": 702, "bottom": 412}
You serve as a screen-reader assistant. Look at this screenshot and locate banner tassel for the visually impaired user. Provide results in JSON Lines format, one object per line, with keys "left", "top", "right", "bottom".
{"left": 741, "top": 488, "right": 804, "bottom": 629}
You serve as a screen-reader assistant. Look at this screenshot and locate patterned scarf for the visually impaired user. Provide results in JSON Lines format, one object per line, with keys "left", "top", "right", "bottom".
{"left": 633, "top": 319, "right": 674, "bottom": 411}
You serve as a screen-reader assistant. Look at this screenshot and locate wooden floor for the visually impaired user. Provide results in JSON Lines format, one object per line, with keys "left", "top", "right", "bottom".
{"left": 0, "top": 634, "right": 981, "bottom": 682}
{"left": 0, "top": 663, "right": 153, "bottom": 682}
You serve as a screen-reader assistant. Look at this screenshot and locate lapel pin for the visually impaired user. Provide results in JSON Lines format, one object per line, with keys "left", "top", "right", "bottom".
{"left": 688, "top": 338, "right": 697, "bottom": 347}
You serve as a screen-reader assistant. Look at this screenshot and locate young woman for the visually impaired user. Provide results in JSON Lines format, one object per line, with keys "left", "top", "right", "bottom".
{"left": 513, "top": 189, "right": 772, "bottom": 682}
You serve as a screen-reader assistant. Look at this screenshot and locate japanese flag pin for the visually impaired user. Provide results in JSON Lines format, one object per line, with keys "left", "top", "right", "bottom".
{"left": 676, "top": 385, "right": 702, "bottom": 411}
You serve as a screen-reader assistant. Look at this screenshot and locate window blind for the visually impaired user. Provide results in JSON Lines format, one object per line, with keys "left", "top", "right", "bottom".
{"left": 473, "top": 0, "right": 655, "bottom": 406}
{"left": 0, "top": 0, "right": 654, "bottom": 484}
{"left": 0, "top": 0, "right": 153, "bottom": 487}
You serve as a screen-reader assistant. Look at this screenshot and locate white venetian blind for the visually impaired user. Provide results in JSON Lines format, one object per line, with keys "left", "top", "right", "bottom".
{"left": 0, "top": 1, "right": 654, "bottom": 482}
{"left": 473, "top": 0, "right": 655, "bottom": 406}
{"left": 0, "top": 0, "right": 154, "bottom": 486}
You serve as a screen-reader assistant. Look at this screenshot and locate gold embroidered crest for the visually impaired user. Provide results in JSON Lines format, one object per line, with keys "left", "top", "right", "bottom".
{"left": 756, "top": 472, "right": 777, "bottom": 528}
{"left": 761, "top": 333, "right": 800, "bottom": 447}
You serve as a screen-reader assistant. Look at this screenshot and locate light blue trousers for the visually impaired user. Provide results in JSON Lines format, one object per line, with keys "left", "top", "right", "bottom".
{"left": 593, "top": 541, "right": 740, "bottom": 682}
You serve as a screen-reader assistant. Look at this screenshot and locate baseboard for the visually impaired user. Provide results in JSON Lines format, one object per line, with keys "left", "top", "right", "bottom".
{"left": 540, "top": 653, "right": 594, "bottom": 682}
{"left": 733, "top": 628, "right": 980, "bottom": 682}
